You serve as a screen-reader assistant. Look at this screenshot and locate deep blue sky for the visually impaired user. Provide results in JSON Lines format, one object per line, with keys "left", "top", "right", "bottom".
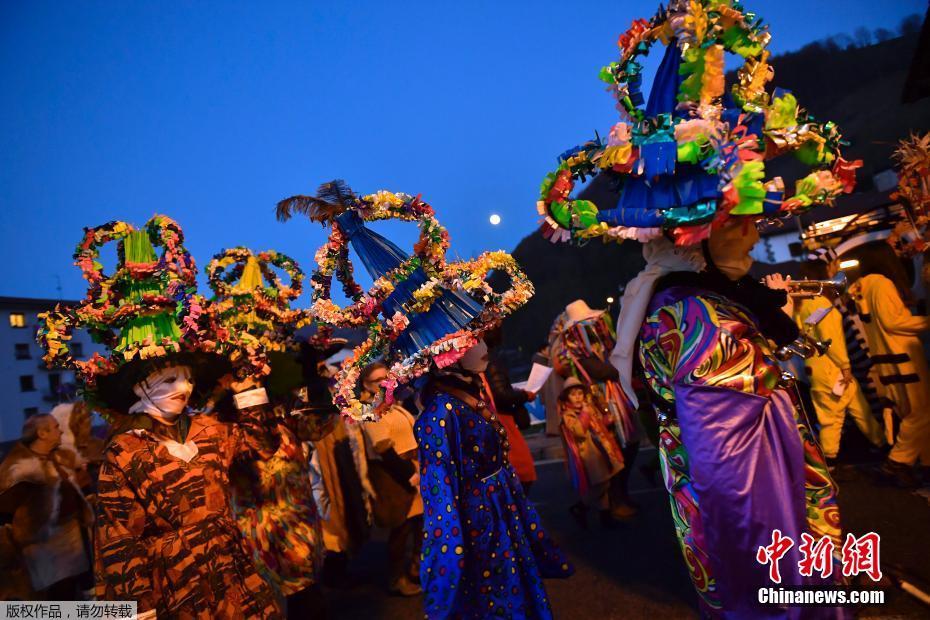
{"left": 1, "top": 1, "right": 924, "bottom": 301}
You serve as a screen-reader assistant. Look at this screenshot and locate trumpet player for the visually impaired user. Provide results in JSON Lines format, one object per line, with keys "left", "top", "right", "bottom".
{"left": 790, "top": 261, "right": 885, "bottom": 467}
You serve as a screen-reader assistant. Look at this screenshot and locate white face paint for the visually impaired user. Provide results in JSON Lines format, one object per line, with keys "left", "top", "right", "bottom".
{"left": 129, "top": 365, "right": 194, "bottom": 424}
{"left": 458, "top": 339, "right": 489, "bottom": 374}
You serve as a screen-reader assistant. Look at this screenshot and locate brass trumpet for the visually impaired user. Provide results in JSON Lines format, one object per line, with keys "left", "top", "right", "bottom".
{"left": 762, "top": 272, "right": 848, "bottom": 298}
{"left": 774, "top": 335, "right": 832, "bottom": 361}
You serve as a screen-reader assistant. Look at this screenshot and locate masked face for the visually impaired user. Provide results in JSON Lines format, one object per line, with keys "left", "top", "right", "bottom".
{"left": 130, "top": 365, "right": 194, "bottom": 424}
{"left": 708, "top": 218, "right": 760, "bottom": 280}
{"left": 458, "top": 339, "right": 489, "bottom": 374}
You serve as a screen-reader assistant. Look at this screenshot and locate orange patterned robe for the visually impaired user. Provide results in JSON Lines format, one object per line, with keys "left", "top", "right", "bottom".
{"left": 95, "top": 411, "right": 281, "bottom": 619}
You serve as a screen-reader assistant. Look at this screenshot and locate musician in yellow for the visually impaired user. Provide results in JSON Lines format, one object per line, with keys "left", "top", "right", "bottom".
{"left": 792, "top": 268, "right": 885, "bottom": 463}
{"left": 849, "top": 270, "right": 930, "bottom": 485}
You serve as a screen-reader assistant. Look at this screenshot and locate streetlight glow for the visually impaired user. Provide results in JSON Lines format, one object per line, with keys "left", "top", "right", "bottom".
{"left": 606, "top": 296, "right": 615, "bottom": 304}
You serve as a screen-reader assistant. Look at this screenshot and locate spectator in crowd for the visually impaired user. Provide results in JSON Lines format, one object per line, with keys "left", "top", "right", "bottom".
{"left": 359, "top": 362, "right": 423, "bottom": 597}
{"left": 483, "top": 326, "right": 538, "bottom": 494}
{"left": 0, "top": 414, "right": 93, "bottom": 600}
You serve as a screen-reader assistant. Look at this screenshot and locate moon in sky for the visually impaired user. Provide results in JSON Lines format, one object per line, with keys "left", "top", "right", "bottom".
{"left": 489, "top": 214, "right": 501, "bottom": 225}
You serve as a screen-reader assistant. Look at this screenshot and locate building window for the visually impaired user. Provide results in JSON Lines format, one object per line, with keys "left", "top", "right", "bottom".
{"left": 23, "top": 407, "right": 39, "bottom": 418}
{"left": 14, "top": 343, "right": 30, "bottom": 359}
{"left": 70, "top": 342, "right": 84, "bottom": 358}
{"left": 19, "top": 375, "right": 35, "bottom": 392}
{"left": 9, "top": 313, "right": 26, "bottom": 328}
{"left": 48, "top": 373, "right": 61, "bottom": 395}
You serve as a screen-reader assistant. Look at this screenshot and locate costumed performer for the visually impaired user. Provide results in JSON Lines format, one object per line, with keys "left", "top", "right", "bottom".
{"left": 807, "top": 247, "right": 888, "bottom": 425}
{"left": 276, "top": 181, "right": 573, "bottom": 620}
{"left": 847, "top": 246, "right": 930, "bottom": 487}
{"left": 790, "top": 260, "right": 884, "bottom": 467}
{"left": 556, "top": 377, "right": 624, "bottom": 530}
{"left": 534, "top": 2, "right": 861, "bottom": 615}
{"left": 37, "top": 216, "right": 280, "bottom": 619}
{"left": 206, "top": 247, "right": 335, "bottom": 617}
{"left": 548, "top": 300, "right": 637, "bottom": 518}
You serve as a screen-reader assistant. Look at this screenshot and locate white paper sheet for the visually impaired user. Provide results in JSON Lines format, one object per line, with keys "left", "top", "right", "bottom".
{"left": 515, "top": 363, "right": 553, "bottom": 394}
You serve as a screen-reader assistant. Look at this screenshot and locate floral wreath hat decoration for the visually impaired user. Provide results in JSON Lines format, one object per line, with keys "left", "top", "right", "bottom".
{"left": 276, "top": 180, "right": 534, "bottom": 420}
{"left": 887, "top": 132, "right": 930, "bottom": 260}
{"left": 36, "top": 216, "right": 260, "bottom": 419}
{"left": 205, "top": 246, "right": 339, "bottom": 399}
{"left": 206, "top": 247, "right": 307, "bottom": 352}
{"left": 537, "top": 0, "right": 861, "bottom": 247}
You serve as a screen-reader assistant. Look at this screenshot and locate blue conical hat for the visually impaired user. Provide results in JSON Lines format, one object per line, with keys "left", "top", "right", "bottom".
{"left": 277, "top": 181, "right": 534, "bottom": 420}
{"left": 334, "top": 210, "right": 483, "bottom": 359}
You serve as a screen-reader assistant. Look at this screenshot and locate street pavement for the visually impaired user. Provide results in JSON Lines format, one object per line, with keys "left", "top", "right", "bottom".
{"left": 324, "top": 447, "right": 930, "bottom": 619}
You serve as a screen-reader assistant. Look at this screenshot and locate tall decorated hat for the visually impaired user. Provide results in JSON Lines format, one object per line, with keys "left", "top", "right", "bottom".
{"left": 206, "top": 247, "right": 307, "bottom": 353}
{"left": 205, "top": 246, "right": 339, "bottom": 398}
{"left": 277, "top": 181, "right": 533, "bottom": 420}
{"left": 537, "top": 0, "right": 861, "bottom": 247}
{"left": 36, "top": 216, "right": 252, "bottom": 418}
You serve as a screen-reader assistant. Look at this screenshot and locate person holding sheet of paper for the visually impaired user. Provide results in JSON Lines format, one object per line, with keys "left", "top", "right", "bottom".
{"left": 792, "top": 263, "right": 885, "bottom": 466}
{"left": 484, "top": 326, "right": 538, "bottom": 494}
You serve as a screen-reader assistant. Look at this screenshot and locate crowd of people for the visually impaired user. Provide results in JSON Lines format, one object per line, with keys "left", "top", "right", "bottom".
{"left": 2, "top": 1, "right": 929, "bottom": 619}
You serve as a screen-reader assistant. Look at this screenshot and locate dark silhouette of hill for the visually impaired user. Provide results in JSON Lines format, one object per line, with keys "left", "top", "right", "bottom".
{"left": 490, "top": 230, "right": 644, "bottom": 367}
{"left": 763, "top": 29, "right": 930, "bottom": 188}
{"left": 496, "top": 27, "right": 929, "bottom": 365}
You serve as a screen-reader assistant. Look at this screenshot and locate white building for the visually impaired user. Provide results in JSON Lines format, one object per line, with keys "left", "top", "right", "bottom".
{"left": 0, "top": 296, "right": 104, "bottom": 443}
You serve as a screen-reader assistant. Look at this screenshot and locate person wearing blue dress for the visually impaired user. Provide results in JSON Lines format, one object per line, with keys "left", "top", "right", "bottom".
{"left": 278, "top": 182, "right": 573, "bottom": 620}
{"left": 417, "top": 355, "right": 573, "bottom": 619}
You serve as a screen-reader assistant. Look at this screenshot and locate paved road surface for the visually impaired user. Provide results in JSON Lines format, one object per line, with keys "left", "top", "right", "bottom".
{"left": 325, "top": 449, "right": 930, "bottom": 619}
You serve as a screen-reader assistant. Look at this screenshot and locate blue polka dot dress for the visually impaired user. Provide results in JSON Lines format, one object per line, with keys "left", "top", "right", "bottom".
{"left": 416, "top": 388, "right": 574, "bottom": 619}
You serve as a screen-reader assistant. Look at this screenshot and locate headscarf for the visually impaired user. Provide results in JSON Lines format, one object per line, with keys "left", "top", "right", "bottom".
{"left": 610, "top": 236, "right": 705, "bottom": 407}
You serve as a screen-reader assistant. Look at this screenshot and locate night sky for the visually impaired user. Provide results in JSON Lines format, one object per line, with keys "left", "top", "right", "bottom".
{"left": 1, "top": 1, "right": 924, "bottom": 301}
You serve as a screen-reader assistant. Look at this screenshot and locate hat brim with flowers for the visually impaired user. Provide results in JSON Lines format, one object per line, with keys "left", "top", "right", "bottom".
{"left": 277, "top": 180, "right": 534, "bottom": 420}
{"left": 537, "top": 0, "right": 861, "bottom": 248}
{"left": 37, "top": 216, "right": 259, "bottom": 419}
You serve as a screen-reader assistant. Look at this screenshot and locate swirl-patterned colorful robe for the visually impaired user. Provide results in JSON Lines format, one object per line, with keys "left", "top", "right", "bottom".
{"left": 95, "top": 410, "right": 281, "bottom": 619}
{"left": 416, "top": 386, "right": 573, "bottom": 620}
{"left": 638, "top": 285, "right": 845, "bottom": 618}
{"left": 230, "top": 410, "right": 334, "bottom": 598}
